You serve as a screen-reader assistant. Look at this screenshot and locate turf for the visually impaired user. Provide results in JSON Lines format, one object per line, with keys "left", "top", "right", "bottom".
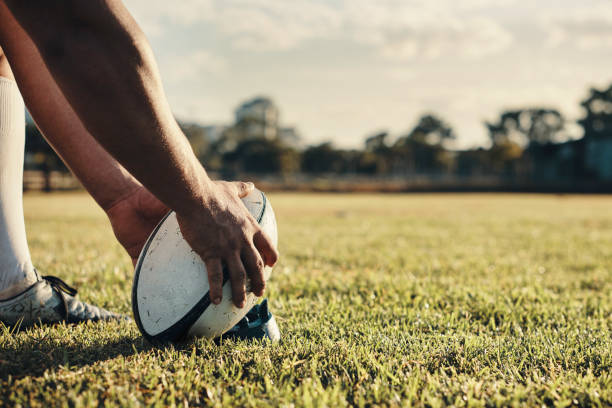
{"left": 1, "top": 192, "right": 610, "bottom": 407}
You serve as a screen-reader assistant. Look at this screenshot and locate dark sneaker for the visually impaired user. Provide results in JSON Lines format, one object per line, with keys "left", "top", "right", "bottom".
{"left": 0, "top": 273, "right": 127, "bottom": 328}
{"left": 220, "top": 299, "right": 280, "bottom": 342}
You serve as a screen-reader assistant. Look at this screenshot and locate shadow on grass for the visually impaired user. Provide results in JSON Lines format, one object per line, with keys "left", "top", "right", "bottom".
{"left": 0, "top": 330, "right": 171, "bottom": 380}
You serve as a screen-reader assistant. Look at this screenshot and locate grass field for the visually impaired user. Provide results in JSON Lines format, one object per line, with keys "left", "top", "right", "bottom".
{"left": 1, "top": 192, "right": 610, "bottom": 407}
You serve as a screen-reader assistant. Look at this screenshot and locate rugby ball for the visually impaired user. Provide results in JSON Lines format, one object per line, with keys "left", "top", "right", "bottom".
{"left": 132, "top": 188, "right": 278, "bottom": 343}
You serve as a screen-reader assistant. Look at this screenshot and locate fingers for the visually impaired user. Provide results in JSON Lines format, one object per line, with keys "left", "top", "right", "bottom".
{"left": 226, "top": 252, "right": 247, "bottom": 308}
{"left": 206, "top": 247, "right": 266, "bottom": 307}
{"left": 233, "top": 181, "right": 255, "bottom": 198}
{"left": 253, "top": 229, "right": 279, "bottom": 267}
{"left": 204, "top": 257, "right": 224, "bottom": 305}
{"left": 241, "top": 242, "right": 266, "bottom": 297}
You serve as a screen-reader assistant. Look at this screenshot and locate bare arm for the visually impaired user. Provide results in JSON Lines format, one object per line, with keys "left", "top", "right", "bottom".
{"left": 3, "top": 0, "right": 205, "bottom": 215}
{"left": 1, "top": 0, "right": 278, "bottom": 306}
{"left": 0, "top": 3, "right": 170, "bottom": 265}
{"left": 0, "top": 1, "right": 140, "bottom": 210}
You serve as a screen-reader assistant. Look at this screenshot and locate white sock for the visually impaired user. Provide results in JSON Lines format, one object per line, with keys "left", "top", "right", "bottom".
{"left": 0, "top": 77, "right": 37, "bottom": 298}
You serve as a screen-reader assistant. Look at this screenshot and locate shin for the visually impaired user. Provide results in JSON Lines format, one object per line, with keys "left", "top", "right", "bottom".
{"left": 0, "top": 51, "right": 37, "bottom": 299}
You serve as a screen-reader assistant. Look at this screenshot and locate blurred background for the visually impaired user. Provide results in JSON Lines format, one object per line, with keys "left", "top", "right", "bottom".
{"left": 24, "top": 0, "right": 612, "bottom": 193}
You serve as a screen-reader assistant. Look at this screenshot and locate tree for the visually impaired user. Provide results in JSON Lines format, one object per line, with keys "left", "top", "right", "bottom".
{"left": 391, "top": 114, "right": 456, "bottom": 174}
{"left": 222, "top": 138, "right": 299, "bottom": 176}
{"left": 577, "top": 83, "right": 612, "bottom": 180}
{"left": 404, "top": 114, "right": 456, "bottom": 147}
{"left": 364, "top": 131, "right": 389, "bottom": 153}
{"left": 578, "top": 84, "right": 612, "bottom": 140}
{"left": 361, "top": 131, "right": 392, "bottom": 174}
{"left": 301, "top": 143, "right": 346, "bottom": 174}
{"left": 486, "top": 109, "right": 565, "bottom": 147}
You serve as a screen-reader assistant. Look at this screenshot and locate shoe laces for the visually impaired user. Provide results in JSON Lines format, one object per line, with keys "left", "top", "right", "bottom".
{"left": 42, "top": 275, "right": 78, "bottom": 321}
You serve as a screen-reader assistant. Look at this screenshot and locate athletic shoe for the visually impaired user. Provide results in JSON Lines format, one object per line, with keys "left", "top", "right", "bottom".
{"left": 220, "top": 299, "right": 280, "bottom": 342}
{"left": 0, "top": 272, "right": 127, "bottom": 328}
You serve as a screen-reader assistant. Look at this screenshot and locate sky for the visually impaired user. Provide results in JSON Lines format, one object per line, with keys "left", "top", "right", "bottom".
{"left": 124, "top": 0, "right": 612, "bottom": 149}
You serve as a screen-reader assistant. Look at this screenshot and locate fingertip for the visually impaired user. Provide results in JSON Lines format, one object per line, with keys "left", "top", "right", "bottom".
{"left": 268, "top": 248, "right": 279, "bottom": 266}
{"left": 204, "top": 258, "right": 224, "bottom": 306}
{"left": 251, "top": 279, "right": 266, "bottom": 297}
{"left": 263, "top": 247, "right": 278, "bottom": 267}
{"left": 209, "top": 285, "right": 222, "bottom": 305}
{"left": 227, "top": 252, "right": 248, "bottom": 309}
{"left": 254, "top": 231, "right": 278, "bottom": 266}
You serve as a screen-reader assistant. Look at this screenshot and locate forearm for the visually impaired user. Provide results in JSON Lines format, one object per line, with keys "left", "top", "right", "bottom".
{"left": 0, "top": 4, "right": 140, "bottom": 210}
{"left": 3, "top": 0, "right": 211, "bottom": 214}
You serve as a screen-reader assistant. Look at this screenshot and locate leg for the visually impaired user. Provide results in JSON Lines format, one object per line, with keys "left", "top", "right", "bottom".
{"left": 0, "top": 44, "right": 38, "bottom": 300}
{"left": 0, "top": 45, "right": 124, "bottom": 325}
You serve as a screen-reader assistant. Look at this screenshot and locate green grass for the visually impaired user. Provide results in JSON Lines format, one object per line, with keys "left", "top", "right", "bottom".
{"left": 1, "top": 192, "right": 611, "bottom": 407}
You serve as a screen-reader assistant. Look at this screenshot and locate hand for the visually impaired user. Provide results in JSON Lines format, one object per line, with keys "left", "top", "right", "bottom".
{"left": 175, "top": 180, "right": 279, "bottom": 308}
{"left": 106, "top": 185, "right": 169, "bottom": 265}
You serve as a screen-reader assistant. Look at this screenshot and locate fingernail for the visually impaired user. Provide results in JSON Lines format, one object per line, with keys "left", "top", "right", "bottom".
{"left": 246, "top": 182, "right": 255, "bottom": 190}
{"left": 213, "top": 297, "right": 221, "bottom": 305}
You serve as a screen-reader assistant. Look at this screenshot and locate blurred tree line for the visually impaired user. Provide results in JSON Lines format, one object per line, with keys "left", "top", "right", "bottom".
{"left": 25, "top": 81, "right": 612, "bottom": 185}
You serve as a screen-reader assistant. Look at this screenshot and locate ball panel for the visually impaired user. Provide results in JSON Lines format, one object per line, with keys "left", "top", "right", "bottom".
{"left": 259, "top": 197, "right": 278, "bottom": 250}
{"left": 132, "top": 188, "right": 276, "bottom": 341}
{"left": 135, "top": 212, "right": 210, "bottom": 336}
{"left": 241, "top": 190, "right": 266, "bottom": 223}
{"left": 187, "top": 284, "right": 260, "bottom": 338}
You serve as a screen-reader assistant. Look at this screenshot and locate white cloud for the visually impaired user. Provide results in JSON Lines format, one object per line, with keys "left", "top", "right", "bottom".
{"left": 125, "top": 0, "right": 514, "bottom": 59}
{"left": 213, "top": 1, "right": 342, "bottom": 50}
{"left": 125, "top": 0, "right": 341, "bottom": 50}
{"left": 161, "top": 50, "right": 227, "bottom": 83}
{"left": 377, "top": 16, "right": 512, "bottom": 60}
{"left": 385, "top": 67, "right": 417, "bottom": 82}
{"left": 124, "top": 0, "right": 214, "bottom": 35}
{"left": 544, "top": 4, "right": 612, "bottom": 50}
{"left": 342, "top": 0, "right": 514, "bottom": 60}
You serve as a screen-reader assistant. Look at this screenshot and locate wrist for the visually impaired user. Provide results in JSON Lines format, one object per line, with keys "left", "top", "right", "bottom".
{"left": 170, "top": 164, "right": 217, "bottom": 216}
{"left": 101, "top": 182, "right": 142, "bottom": 215}
{"left": 91, "top": 166, "right": 143, "bottom": 213}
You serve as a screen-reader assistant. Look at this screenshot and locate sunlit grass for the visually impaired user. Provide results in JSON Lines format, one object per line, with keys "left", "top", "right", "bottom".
{"left": 1, "top": 192, "right": 610, "bottom": 406}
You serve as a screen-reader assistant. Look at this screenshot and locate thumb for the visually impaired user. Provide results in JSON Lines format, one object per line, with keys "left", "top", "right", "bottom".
{"left": 234, "top": 181, "right": 255, "bottom": 198}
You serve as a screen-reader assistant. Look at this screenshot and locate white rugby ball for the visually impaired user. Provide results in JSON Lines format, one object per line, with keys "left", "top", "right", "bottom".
{"left": 132, "top": 188, "right": 278, "bottom": 342}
